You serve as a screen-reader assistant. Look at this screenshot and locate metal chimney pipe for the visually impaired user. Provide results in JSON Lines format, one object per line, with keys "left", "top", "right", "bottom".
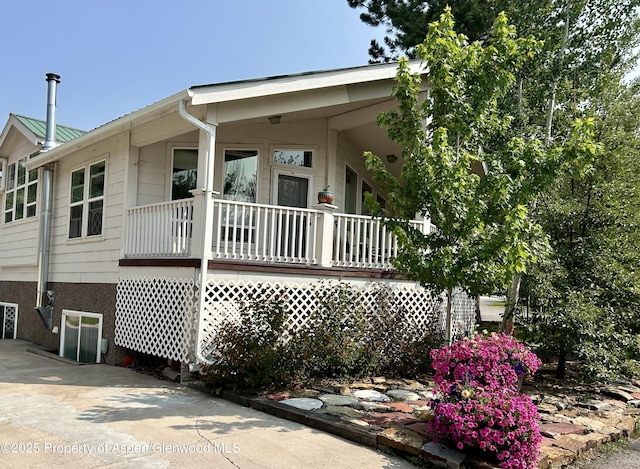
{"left": 42, "top": 73, "right": 60, "bottom": 151}
{"left": 35, "top": 73, "right": 60, "bottom": 327}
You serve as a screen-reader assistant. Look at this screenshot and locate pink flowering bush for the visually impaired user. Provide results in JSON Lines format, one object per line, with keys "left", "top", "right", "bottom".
{"left": 431, "top": 332, "right": 541, "bottom": 392}
{"left": 427, "top": 333, "right": 543, "bottom": 469}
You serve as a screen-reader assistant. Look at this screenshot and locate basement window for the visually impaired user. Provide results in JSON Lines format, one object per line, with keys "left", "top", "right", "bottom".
{"left": 60, "top": 310, "right": 103, "bottom": 363}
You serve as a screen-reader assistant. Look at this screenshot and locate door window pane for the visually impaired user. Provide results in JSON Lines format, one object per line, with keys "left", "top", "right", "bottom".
{"left": 277, "top": 175, "right": 308, "bottom": 208}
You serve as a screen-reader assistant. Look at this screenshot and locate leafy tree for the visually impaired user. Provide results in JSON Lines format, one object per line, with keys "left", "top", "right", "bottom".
{"left": 521, "top": 79, "right": 640, "bottom": 380}
{"left": 363, "top": 9, "right": 594, "bottom": 343}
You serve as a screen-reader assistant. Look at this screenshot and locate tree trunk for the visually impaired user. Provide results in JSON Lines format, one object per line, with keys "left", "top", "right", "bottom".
{"left": 445, "top": 286, "right": 453, "bottom": 345}
{"left": 501, "top": 272, "right": 521, "bottom": 333}
{"left": 556, "top": 349, "right": 567, "bottom": 379}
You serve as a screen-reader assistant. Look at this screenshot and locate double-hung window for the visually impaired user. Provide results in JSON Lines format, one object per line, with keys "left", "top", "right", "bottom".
{"left": 69, "top": 160, "right": 105, "bottom": 238}
{"left": 4, "top": 157, "right": 38, "bottom": 223}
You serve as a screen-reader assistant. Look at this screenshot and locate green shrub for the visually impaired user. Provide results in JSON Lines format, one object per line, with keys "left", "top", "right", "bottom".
{"left": 362, "top": 284, "right": 443, "bottom": 377}
{"left": 288, "top": 281, "right": 368, "bottom": 380}
{"left": 200, "top": 286, "right": 292, "bottom": 391}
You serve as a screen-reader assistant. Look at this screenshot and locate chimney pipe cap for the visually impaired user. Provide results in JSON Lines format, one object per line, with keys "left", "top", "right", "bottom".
{"left": 45, "top": 73, "right": 60, "bottom": 83}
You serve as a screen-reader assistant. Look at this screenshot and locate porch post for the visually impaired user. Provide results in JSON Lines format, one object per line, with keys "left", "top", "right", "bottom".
{"left": 313, "top": 202, "right": 338, "bottom": 268}
{"left": 189, "top": 128, "right": 218, "bottom": 259}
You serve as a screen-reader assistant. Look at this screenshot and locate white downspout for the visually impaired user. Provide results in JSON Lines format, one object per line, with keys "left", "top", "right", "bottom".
{"left": 178, "top": 99, "right": 217, "bottom": 365}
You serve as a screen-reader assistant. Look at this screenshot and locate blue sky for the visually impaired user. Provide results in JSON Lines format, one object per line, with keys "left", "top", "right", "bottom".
{"left": 1, "top": 1, "right": 385, "bottom": 131}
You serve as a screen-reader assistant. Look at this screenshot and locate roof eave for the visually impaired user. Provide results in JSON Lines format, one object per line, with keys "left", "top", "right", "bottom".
{"left": 26, "top": 89, "right": 191, "bottom": 170}
{"left": 189, "top": 60, "right": 425, "bottom": 105}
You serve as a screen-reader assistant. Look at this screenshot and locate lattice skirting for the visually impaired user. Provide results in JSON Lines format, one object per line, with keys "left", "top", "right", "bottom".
{"left": 115, "top": 277, "right": 197, "bottom": 362}
{"left": 115, "top": 275, "right": 477, "bottom": 363}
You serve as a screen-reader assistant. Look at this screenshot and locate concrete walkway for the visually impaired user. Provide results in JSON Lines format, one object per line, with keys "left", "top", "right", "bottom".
{"left": 0, "top": 340, "right": 414, "bottom": 469}
{"left": 479, "top": 295, "right": 504, "bottom": 322}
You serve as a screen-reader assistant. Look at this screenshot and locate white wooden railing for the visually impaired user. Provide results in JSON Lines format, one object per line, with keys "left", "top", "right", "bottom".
{"left": 123, "top": 198, "right": 435, "bottom": 270}
{"left": 333, "top": 215, "right": 435, "bottom": 269}
{"left": 124, "top": 199, "right": 194, "bottom": 257}
{"left": 212, "top": 199, "right": 320, "bottom": 264}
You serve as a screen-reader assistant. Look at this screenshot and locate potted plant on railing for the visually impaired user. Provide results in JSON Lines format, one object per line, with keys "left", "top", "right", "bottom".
{"left": 317, "top": 185, "right": 334, "bottom": 204}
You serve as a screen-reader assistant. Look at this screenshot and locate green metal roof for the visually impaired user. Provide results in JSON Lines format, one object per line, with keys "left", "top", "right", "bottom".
{"left": 13, "top": 114, "right": 86, "bottom": 143}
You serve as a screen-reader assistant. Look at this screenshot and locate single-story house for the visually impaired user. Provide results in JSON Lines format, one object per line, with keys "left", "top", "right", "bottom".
{"left": 0, "top": 63, "right": 476, "bottom": 369}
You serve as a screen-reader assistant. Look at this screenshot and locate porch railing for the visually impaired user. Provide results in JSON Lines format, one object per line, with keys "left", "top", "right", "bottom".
{"left": 123, "top": 198, "right": 435, "bottom": 270}
{"left": 124, "top": 199, "right": 194, "bottom": 257}
{"left": 332, "top": 215, "right": 435, "bottom": 269}
{"left": 212, "top": 199, "right": 319, "bottom": 264}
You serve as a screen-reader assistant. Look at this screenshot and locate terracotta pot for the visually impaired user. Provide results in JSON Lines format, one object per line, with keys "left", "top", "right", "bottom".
{"left": 122, "top": 356, "right": 134, "bottom": 368}
{"left": 318, "top": 190, "right": 334, "bottom": 204}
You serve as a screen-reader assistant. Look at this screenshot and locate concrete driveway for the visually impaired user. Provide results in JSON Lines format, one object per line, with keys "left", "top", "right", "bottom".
{"left": 0, "top": 340, "right": 414, "bottom": 469}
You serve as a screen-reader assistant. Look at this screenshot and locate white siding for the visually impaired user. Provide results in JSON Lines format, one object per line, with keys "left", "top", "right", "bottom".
{"left": 216, "top": 118, "right": 328, "bottom": 206}
{"left": 0, "top": 138, "right": 41, "bottom": 277}
{"left": 47, "top": 134, "right": 128, "bottom": 284}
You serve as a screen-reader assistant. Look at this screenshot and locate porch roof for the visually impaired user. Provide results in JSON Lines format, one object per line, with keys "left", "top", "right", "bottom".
{"left": 25, "top": 61, "right": 426, "bottom": 170}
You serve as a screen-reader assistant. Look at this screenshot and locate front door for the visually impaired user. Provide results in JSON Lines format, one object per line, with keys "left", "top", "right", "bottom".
{"left": 274, "top": 172, "right": 311, "bottom": 259}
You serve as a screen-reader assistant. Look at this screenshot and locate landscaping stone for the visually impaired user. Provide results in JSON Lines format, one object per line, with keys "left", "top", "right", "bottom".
{"left": 386, "top": 401, "right": 415, "bottom": 413}
{"left": 628, "top": 399, "right": 640, "bottom": 408}
{"left": 378, "top": 427, "right": 424, "bottom": 456}
{"left": 318, "top": 394, "right": 359, "bottom": 407}
{"left": 553, "top": 435, "right": 585, "bottom": 454}
{"left": 405, "top": 421, "right": 430, "bottom": 437}
{"left": 541, "top": 413, "right": 573, "bottom": 424}
{"left": 340, "top": 416, "right": 370, "bottom": 427}
{"left": 292, "top": 388, "right": 320, "bottom": 398}
{"left": 616, "top": 416, "right": 637, "bottom": 436}
{"left": 350, "top": 382, "right": 375, "bottom": 390}
{"left": 420, "top": 442, "right": 466, "bottom": 469}
{"left": 353, "top": 389, "right": 391, "bottom": 402}
{"left": 596, "top": 426, "right": 621, "bottom": 441}
{"left": 358, "top": 401, "right": 393, "bottom": 412}
{"left": 280, "top": 397, "right": 323, "bottom": 411}
{"left": 565, "top": 432, "right": 607, "bottom": 450}
{"left": 372, "top": 376, "right": 387, "bottom": 384}
{"left": 323, "top": 405, "right": 364, "bottom": 419}
{"left": 362, "top": 412, "right": 423, "bottom": 427}
{"left": 572, "top": 416, "right": 606, "bottom": 431}
{"left": 162, "top": 366, "right": 180, "bottom": 382}
{"left": 539, "top": 422, "right": 587, "bottom": 438}
{"left": 537, "top": 403, "right": 558, "bottom": 413}
{"left": 539, "top": 446, "right": 575, "bottom": 468}
{"left": 602, "top": 387, "right": 635, "bottom": 403}
{"left": 266, "top": 391, "right": 291, "bottom": 401}
{"left": 410, "top": 399, "right": 432, "bottom": 407}
{"left": 386, "top": 389, "right": 421, "bottom": 402}
{"left": 576, "top": 399, "right": 612, "bottom": 411}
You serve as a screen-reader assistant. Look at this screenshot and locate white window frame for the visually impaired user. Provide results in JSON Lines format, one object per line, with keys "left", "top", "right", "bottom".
{"left": 271, "top": 146, "right": 315, "bottom": 170}
{"left": 271, "top": 166, "right": 314, "bottom": 208}
{"left": 167, "top": 146, "right": 198, "bottom": 201}
{"left": 0, "top": 302, "right": 18, "bottom": 340}
{"left": 3, "top": 156, "right": 38, "bottom": 224}
{"left": 68, "top": 159, "right": 106, "bottom": 239}
{"left": 0, "top": 158, "right": 6, "bottom": 194}
{"left": 222, "top": 148, "right": 260, "bottom": 203}
{"left": 59, "top": 309, "right": 103, "bottom": 363}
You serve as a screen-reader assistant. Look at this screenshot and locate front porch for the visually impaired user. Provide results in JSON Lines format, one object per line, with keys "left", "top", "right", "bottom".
{"left": 122, "top": 197, "right": 436, "bottom": 271}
